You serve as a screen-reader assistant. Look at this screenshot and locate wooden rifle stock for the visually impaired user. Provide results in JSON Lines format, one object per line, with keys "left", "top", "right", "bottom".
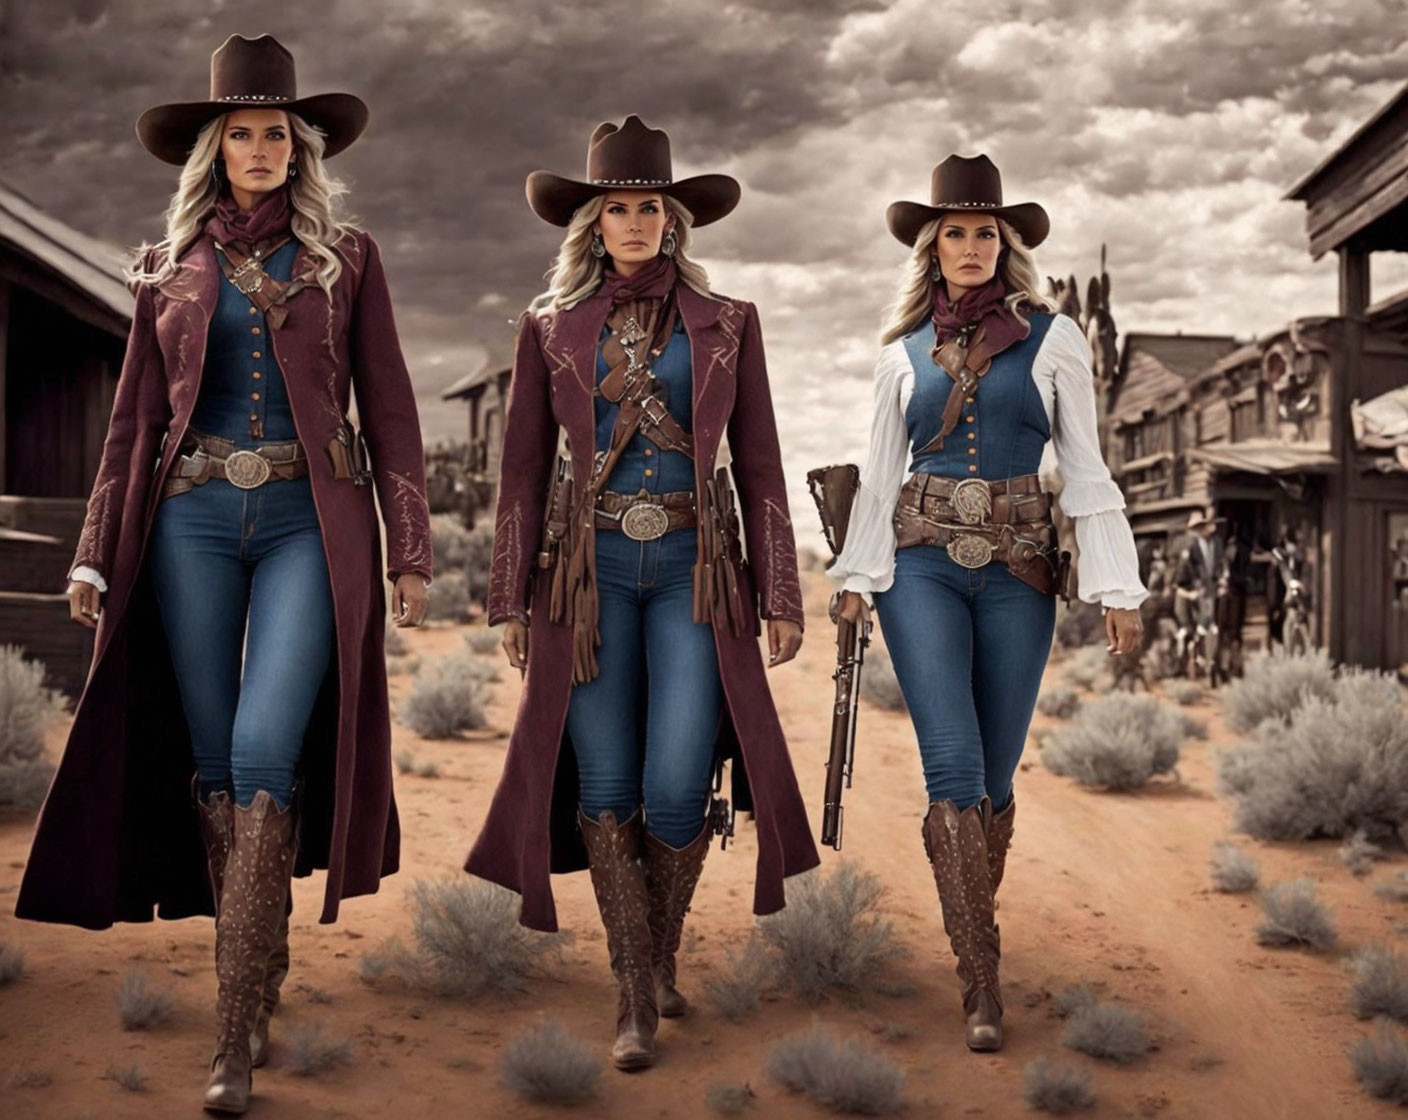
{"left": 821, "top": 611, "right": 870, "bottom": 850}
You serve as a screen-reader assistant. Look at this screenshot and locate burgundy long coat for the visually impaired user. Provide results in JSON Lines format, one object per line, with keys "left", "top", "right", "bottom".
{"left": 464, "top": 282, "right": 820, "bottom": 932}
{"left": 16, "top": 231, "right": 432, "bottom": 930}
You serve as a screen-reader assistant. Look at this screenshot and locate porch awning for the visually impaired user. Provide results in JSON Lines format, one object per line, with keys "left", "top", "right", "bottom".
{"left": 1187, "top": 440, "right": 1337, "bottom": 475}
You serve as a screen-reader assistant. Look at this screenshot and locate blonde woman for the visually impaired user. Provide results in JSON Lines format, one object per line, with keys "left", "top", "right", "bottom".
{"left": 18, "top": 35, "right": 432, "bottom": 1114}
{"left": 830, "top": 155, "right": 1146, "bottom": 1051}
{"left": 466, "top": 116, "right": 818, "bottom": 1071}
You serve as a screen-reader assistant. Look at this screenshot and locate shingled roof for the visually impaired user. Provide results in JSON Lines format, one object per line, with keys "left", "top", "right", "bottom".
{"left": 1112, "top": 332, "right": 1241, "bottom": 423}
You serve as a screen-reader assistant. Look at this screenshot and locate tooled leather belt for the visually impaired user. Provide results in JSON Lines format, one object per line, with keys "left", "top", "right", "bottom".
{"left": 595, "top": 489, "right": 698, "bottom": 541}
{"left": 899, "top": 471, "right": 1050, "bottom": 525}
{"left": 163, "top": 430, "right": 309, "bottom": 499}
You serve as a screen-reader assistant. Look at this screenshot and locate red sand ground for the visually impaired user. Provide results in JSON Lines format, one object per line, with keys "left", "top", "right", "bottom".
{"left": 1, "top": 570, "right": 1405, "bottom": 1119}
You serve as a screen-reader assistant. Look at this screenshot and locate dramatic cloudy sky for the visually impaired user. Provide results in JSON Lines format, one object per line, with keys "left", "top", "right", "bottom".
{"left": 4, "top": 0, "right": 1407, "bottom": 523}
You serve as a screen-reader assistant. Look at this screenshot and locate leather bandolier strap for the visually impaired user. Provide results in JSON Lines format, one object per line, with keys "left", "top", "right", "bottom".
{"left": 212, "top": 235, "right": 313, "bottom": 330}
{"left": 916, "top": 322, "right": 1009, "bottom": 455}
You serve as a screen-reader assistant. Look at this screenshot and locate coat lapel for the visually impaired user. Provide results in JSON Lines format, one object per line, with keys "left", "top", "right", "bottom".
{"left": 540, "top": 292, "right": 610, "bottom": 478}
{"left": 678, "top": 284, "right": 741, "bottom": 470}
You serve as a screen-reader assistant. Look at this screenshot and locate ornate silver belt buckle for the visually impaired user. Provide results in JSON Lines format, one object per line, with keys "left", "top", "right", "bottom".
{"left": 621, "top": 502, "right": 670, "bottom": 541}
{"left": 950, "top": 477, "right": 993, "bottom": 525}
{"left": 224, "top": 449, "right": 272, "bottom": 490}
{"left": 947, "top": 533, "right": 994, "bottom": 569}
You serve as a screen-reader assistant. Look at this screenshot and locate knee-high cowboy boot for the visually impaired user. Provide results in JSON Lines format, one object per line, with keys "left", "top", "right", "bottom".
{"left": 642, "top": 823, "right": 711, "bottom": 1018}
{"left": 987, "top": 795, "right": 1017, "bottom": 905}
{"left": 195, "top": 785, "right": 292, "bottom": 1071}
{"left": 922, "top": 797, "right": 1004, "bottom": 1052}
{"left": 578, "top": 809, "right": 658, "bottom": 1071}
{"left": 249, "top": 790, "right": 301, "bottom": 1070}
{"left": 203, "top": 792, "right": 298, "bottom": 1115}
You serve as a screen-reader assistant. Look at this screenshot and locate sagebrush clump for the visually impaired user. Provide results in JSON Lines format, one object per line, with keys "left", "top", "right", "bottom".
{"left": 1348, "top": 946, "right": 1408, "bottom": 1022}
{"left": 767, "top": 1024, "right": 904, "bottom": 1115}
{"left": 464, "top": 627, "right": 502, "bottom": 655}
{"left": 116, "top": 971, "right": 171, "bottom": 1030}
{"left": 1062, "top": 1002, "right": 1153, "bottom": 1064}
{"left": 0, "top": 645, "right": 55, "bottom": 766}
{"left": 704, "top": 937, "right": 773, "bottom": 1022}
{"left": 425, "top": 569, "right": 473, "bottom": 623}
{"left": 363, "top": 879, "right": 561, "bottom": 999}
{"left": 1210, "top": 843, "right": 1260, "bottom": 893}
{"left": 500, "top": 1020, "right": 601, "bottom": 1105}
{"left": 1037, "top": 688, "right": 1081, "bottom": 720}
{"left": 859, "top": 648, "right": 906, "bottom": 713}
{"left": 1023, "top": 1057, "right": 1096, "bottom": 1114}
{"left": 1339, "top": 830, "right": 1385, "bottom": 877}
{"left": 1220, "top": 647, "right": 1336, "bottom": 734}
{"left": 706, "top": 1082, "right": 755, "bottom": 1115}
{"left": 1042, "top": 693, "right": 1184, "bottom": 791}
{"left": 287, "top": 1020, "right": 354, "bottom": 1076}
{"left": 1217, "top": 669, "right": 1408, "bottom": 842}
{"left": 400, "top": 652, "right": 490, "bottom": 738}
{"left": 1064, "top": 644, "right": 1108, "bottom": 690}
{"left": 1169, "top": 680, "right": 1203, "bottom": 706}
{"left": 1255, "top": 879, "right": 1337, "bottom": 950}
{"left": 758, "top": 863, "right": 903, "bottom": 1002}
{"left": 1349, "top": 1020, "right": 1408, "bottom": 1105}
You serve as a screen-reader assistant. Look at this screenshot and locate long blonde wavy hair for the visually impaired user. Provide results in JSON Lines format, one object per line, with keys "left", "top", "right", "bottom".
{"left": 128, "top": 111, "right": 358, "bottom": 297}
{"left": 531, "top": 193, "right": 715, "bottom": 313}
{"left": 879, "top": 215, "right": 1053, "bottom": 345}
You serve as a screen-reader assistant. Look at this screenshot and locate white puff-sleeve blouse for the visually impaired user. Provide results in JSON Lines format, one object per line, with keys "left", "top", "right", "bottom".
{"left": 829, "top": 313, "right": 1148, "bottom": 611}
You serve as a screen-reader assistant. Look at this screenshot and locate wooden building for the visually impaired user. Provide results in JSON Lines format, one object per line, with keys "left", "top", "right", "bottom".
{"left": 1106, "top": 82, "right": 1408, "bottom": 671}
{"left": 0, "top": 182, "right": 132, "bottom": 693}
{"left": 440, "top": 360, "right": 510, "bottom": 526}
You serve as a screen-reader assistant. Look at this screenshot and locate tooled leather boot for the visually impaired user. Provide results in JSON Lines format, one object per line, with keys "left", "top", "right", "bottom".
{"left": 987, "top": 795, "right": 1016, "bottom": 906}
{"left": 578, "top": 809, "right": 658, "bottom": 1071}
{"left": 195, "top": 785, "right": 292, "bottom": 1070}
{"left": 204, "top": 792, "right": 298, "bottom": 1114}
{"left": 642, "top": 823, "right": 711, "bottom": 1018}
{"left": 923, "top": 797, "right": 1004, "bottom": 1052}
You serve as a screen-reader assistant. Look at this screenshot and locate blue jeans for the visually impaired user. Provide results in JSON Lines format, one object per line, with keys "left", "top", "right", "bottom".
{"left": 149, "top": 475, "right": 335, "bottom": 810}
{"left": 565, "top": 523, "right": 723, "bottom": 848}
{"left": 875, "top": 544, "right": 1055, "bottom": 810}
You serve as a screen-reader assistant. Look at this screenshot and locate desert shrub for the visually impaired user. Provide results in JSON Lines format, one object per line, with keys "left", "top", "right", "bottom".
{"left": 1210, "top": 844, "right": 1259, "bottom": 893}
{"left": 500, "top": 1020, "right": 600, "bottom": 1105}
{"left": 1375, "top": 872, "right": 1408, "bottom": 904}
{"left": 767, "top": 1024, "right": 904, "bottom": 1115}
{"left": 1169, "top": 681, "right": 1203, "bottom": 706}
{"left": 386, "top": 654, "right": 420, "bottom": 677}
{"left": 1349, "top": 946, "right": 1408, "bottom": 1022}
{"left": 1023, "top": 1057, "right": 1096, "bottom": 1114}
{"left": 1064, "top": 644, "right": 1108, "bottom": 690}
{"left": 116, "top": 971, "right": 171, "bottom": 1030}
{"left": 1178, "top": 712, "right": 1208, "bottom": 740}
{"left": 464, "top": 627, "right": 502, "bottom": 655}
{"left": 1255, "top": 879, "right": 1337, "bottom": 950}
{"left": 758, "top": 863, "right": 903, "bottom": 1002}
{"left": 704, "top": 937, "right": 773, "bottom": 1022}
{"left": 102, "top": 1064, "right": 147, "bottom": 1091}
{"left": 0, "top": 645, "right": 58, "bottom": 766}
{"left": 430, "top": 514, "right": 474, "bottom": 570}
{"left": 860, "top": 648, "right": 905, "bottom": 713}
{"left": 1221, "top": 647, "right": 1336, "bottom": 734}
{"left": 1217, "top": 669, "right": 1408, "bottom": 842}
{"left": 0, "top": 942, "right": 25, "bottom": 984}
{"left": 1340, "top": 831, "right": 1385, "bottom": 877}
{"left": 1042, "top": 694, "right": 1184, "bottom": 791}
{"left": 394, "top": 749, "right": 416, "bottom": 775}
{"left": 0, "top": 760, "right": 55, "bottom": 810}
{"left": 385, "top": 626, "right": 408, "bottom": 657}
{"left": 365, "top": 879, "right": 561, "bottom": 999}
{"left": 464, "top": 528, "right": 494, "bottom": 604}
{"left": 400, "top": 652, "right": 489, "bottom": 738}
{"left": 1037, "top": 688, "right": 1081, "bottom": 720}
{"left": 1062, "top": 1002, "right": 1153, "bottom": 1064}
{"left": 1349, "top": 1020, "right": 1408, "bottom": 1104}
{"left": 287, "top": 1020, "right": 354, "bottom": 1076}
{"left": 1056, "top": 599, "right": 1105, "bottom": 650}
{"left": 425, "top": 569, "right": 472, "bottom": 623}
{"left": 416, "top": 761, "right": 441, "bottom": 779}
{"left": 706, "top": 1082, "right": 755, "bottom": 1114}
{"left": 1050, "top": 984, "right": 1098, "bottom": 1019}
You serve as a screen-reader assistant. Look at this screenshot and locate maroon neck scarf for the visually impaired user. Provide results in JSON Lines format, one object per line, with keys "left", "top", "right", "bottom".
{"left": 932, "top": 274, "right": 1030, "bottom": 356}
{"left": 206, "top": 188, "right": 293, "bottom": 256}
{"left": 600, "top": 256, "right": 677, "bottom": 305}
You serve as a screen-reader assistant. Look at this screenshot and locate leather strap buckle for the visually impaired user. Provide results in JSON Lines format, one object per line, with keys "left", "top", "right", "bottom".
{"left": 949, "top": 478, "right": 993, "bottom": 525}
{"left": 621, "top": 502, "right": 671, "bottom": 541}
{"left": 224, "top": 449, "right": 272, "bottom": 490}
{"left": 947, "top": 533, "right": 995, "bottom": 569}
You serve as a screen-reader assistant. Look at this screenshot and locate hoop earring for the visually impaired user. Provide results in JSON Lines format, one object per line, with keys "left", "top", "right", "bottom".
{"left": 930, "top": 258, "right": 943, "bottom": 283}
{"left": 661, "top": 230, "right": 677, "bottom": 258}
{"left": 287, "top": 160, "right": 298, "bottom": 180}
{"left": 590, "top": 231, "right": 606, "bottom": 258}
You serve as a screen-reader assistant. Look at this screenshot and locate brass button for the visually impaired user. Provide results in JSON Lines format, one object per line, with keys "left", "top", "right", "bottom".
{"left": 251, "top": 326, "right": 262, "bottom": 335}
{"left": 644, "top": 469, "right": 654, "bottom": 477}
{"left": 251, "top": 392, "right": 261, "bottom": 401}
{"left": 968, "top": 465, "right": 978, "bottom": 473}
{"left": 250, "top": 413, "right": 259, "bottom": 421}
{"left": 252, "top": 372, "right": 262, "bottom": 380}
{"left": 965, "top": 415, "right": 975, "bottom": 422}
{"left": 967, "top": 448, "right": 976, "bottom": 455}
{"left": 248, "top": 307, "right": 257, "bottom": 316}
{"left": 967, "top": 432, "right": 976, "bottom": 441}
{"left": 252, "top": 351, "right": 262, "bottom": 359}
{"left": 965, "top": 396, "right": 975, "bottom": 404}
{"left": 644, "top": 448, "right": 653, "bottom": 456}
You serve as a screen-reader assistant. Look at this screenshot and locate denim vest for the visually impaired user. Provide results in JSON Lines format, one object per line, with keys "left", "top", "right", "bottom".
{"left": 903, "top": 313, "right": 1054, "bottom": 480}
{"left": 188, "top": 240, "right": 300, "bottom": 447}
{"left": 595, "top": 319, "right": 695, "bottom": 494}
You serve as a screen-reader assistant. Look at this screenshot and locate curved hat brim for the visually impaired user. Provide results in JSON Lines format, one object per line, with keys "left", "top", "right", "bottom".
{"left": 136, "top": 91, "right": 369, "bottom": 165}
{"left": 525, "top": 171, "right": 741, "bottom": 228}
{"left": 886, "top": 199, "right": 1050, "bottom": 250}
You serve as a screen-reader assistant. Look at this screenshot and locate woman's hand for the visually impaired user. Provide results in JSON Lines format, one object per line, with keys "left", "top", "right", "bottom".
{"left": 768, "top": 619, "right": 803, "bottom": 667}
{"left": 68, "top": 580, "right": 101, "bottom": 629}
{"left": 503, "top": 619, "right": 529, "bottom": 672}
{"left": 1106, "top": 607, "right": 1144, "bottom": 656}
{"left": 834, "top": 590, "right": 870, "bottom": 626}
{"left": 392, "top": 574, "right": 429, "bottom": 628}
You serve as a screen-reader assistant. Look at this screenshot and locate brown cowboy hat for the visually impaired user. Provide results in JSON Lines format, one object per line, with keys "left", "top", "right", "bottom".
{"left": 526, "top": 115, "right": 741, "bottom": 227}
{"left": 136, "top": 34, "right": 368, "bottom": 165}
{"left": 887, "top": 154, "right": 1050, "bottom": 249}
